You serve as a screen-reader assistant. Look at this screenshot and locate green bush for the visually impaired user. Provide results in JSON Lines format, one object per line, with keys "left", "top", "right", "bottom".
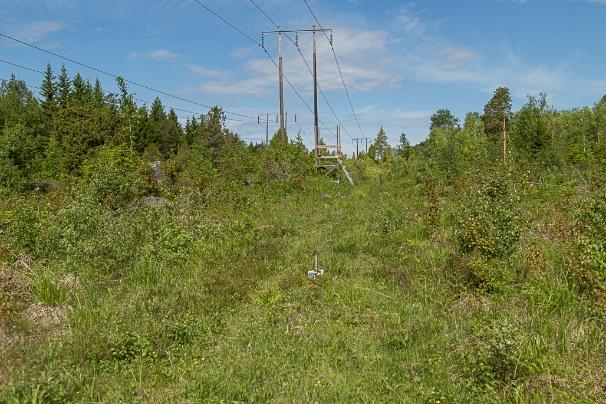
{"left": 572, "top": 192, "right": 606, "bottom": 312}
{"left": 164, "top": 145, "right": 217, "bottom": 192}
{"left": 80, "top": 145, "right": 155, "bottom": 207}
{"left": 459, "top": 318, "right": 545, "bottom": 395}
{"left": 0, "top": 157, "right": 24, "bottom": 191}
{"left": 257, "top": 137, "right": 313, "bottom": 190}
{"left": 5, "top": 202, "right": 40, "bottom": 254}
{"left": 34, "top": 202, "right": 193, "bottom": 276}
{"left": 455, "top": 172, "right": 521, "bottom": 260}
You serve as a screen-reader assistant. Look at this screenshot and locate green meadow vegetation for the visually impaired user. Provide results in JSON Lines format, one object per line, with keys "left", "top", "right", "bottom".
{"left": 1, "top": 69, "right": 606, "bottom": 402}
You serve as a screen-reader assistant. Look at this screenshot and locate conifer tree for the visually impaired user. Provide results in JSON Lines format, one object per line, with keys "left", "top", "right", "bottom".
{"left": 483, "top": 87, "right": 512, "bottom": 139}
{"left": 57, "top": 65, "right": 71, "bottom": 108}
{"left": 397, "top": 132, "right": 411, "bottom": 158}
{"left": 71, "top": 73, "right": 86, "bottom": 102}
{"left": 40, "top": 64, "right": 56, "bottom": 117}
{"left": 93, "top": 78, "right": 104, "bottom": 106}
{"left": 430, "top": 109, "right": 459, "bottom": 130}
{"left": 372, "top": 127, "right": 391, "bottom": 162}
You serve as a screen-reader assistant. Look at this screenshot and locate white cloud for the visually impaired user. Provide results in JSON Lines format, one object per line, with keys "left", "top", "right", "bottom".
{"left": 182, "top": 64, "right": 225, "bottom": 78}
{"left": 182, "top": 24, "right": 401, "bottom": 98}
{"left": 130, "top": 49, "right": 180, "bottom": 61}
{"left": 12, "top": 20, "right": 65, "bottom": 44}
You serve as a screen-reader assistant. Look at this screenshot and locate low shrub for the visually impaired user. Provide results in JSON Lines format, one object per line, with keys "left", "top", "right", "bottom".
{"left": 455, "top": 172, "right": 521, "bottom": 260}
{"left": 571, "top": 192, "right": 606, "bottom": 312}
{"left": 79, "top": 145, "right": 155, "bottom": 208}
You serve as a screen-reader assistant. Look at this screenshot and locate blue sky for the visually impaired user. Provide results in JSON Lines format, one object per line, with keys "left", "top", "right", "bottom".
{"left": 1, "top": 0, "right": 605, "bottom": 153}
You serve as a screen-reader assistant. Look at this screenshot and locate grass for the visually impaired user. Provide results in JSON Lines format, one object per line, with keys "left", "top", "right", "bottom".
{"left": 0, "top": 171, "right": 605, "bottom": 402}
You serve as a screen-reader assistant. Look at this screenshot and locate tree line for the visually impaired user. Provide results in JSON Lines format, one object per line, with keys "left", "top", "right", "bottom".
{"left": 1, "top": 65, "right": 314, "bottom": 193}
{"left": 365, "top": 87, "right": 606, "bottom": 176}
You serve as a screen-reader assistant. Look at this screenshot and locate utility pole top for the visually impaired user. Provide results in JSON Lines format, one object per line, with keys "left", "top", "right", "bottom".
{"left": 262, "top": 28, "right": 333, "bottom": 35}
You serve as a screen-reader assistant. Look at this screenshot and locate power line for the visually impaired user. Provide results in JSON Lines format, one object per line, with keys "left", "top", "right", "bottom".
{"left": 302, "top": 0, "right": 366, "bottom": 139}
{"left": 189, "top": 0, "right": 335, "bottom": 138}
{"left": 246, "top": 0, "right": 354, "bottom": 143}
{"left": 0, "top": 60, "right": 259, "bottom": 125}
{"left": 0, "top": 58, "right": 44, "bottom": 74}
{"left": 191, "top": 0, "right": 260, "bottom": 45}
{"left": 0, "top": 32, "right": 256, "bottom": 120}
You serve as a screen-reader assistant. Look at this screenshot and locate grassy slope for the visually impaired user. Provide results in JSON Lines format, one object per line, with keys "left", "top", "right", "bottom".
{"left": 1, "top": 172, "right": 605, "bottom": 402}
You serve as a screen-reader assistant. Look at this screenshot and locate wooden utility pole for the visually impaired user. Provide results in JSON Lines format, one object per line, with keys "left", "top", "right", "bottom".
{"left": 353, "top": 138, "right": 361, "bottom": 158}
{"left": 278, "top": 28, "right": 285, "bottom": 137}
{"left": 266, "top": 113, "right": 269, "bottom": 145}
{"left": 313, "top": 27, "right": 320, "bottom": 165}
{"left": 262, "top": 26, "right": 353, "bottom": 184}
{"left": 259, "top": 113, "right": 278, "bottom": 145}
{"left": 352, "top": 137, "right": 371, "bottom": 158}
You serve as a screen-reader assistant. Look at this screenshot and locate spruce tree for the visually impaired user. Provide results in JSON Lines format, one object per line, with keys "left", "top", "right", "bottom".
{"left": 372, "top": 127, "right": 391, "bottom": 162}
{"left": 93, "top": 78, "right": 104, "bottom": 106}
{"left": 57, "top": 65, "right": 71, "bottom": 108}
{"left": 40, "top": 64, "right": 56, "bottom": 116}
{"left": 71, "top": 73, "right": 86, "bottom": 102}
{"left": 397, "top": 132, "right": 411, "bottom": 158}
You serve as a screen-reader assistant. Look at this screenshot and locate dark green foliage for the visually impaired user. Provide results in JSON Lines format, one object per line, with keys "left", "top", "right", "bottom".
{"left": 396, "top": 132, "right": 411, "bottom": 158}
{"left": 430, "top": 108, "right": 459, "bottom": 130}
{"left": 460, "top": 318, "right": 545, "bottom": 394}
{"left": 109, "top": 331, "right": 154, "bottom": 362}
{"left": 510, "top": 94, "right": 553, "bottom": 161}
{"left": 483, "top": 87, "right": 512, "bottom": 140}
{"left": 57, "top": 65, "right": 71, "bottom": 108}
{"left": 40, "top": 64, "right": 56, "bottom": 117}
{"left": 371, "top": 127, "right": 391, "bottom": 162}
{"left": 51, "top": 101, "right": 118, "bottom": 174}
{"left": 0, "top": 77, "right": 45, "bottom": 134}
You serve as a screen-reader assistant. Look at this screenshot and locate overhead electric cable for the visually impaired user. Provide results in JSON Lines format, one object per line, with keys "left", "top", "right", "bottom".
{"left": 189, "top": 0, "right": 334, "bottom": 138}
{"left": 0, "top": 32, "right": 256, "bottom": 120}
{"left": 302, "top": 0, "right": 366, "bottom": 138}
{"left": 246, "top": 0, "right": 354, "bottom": 142}
{"left": 0, "top": 58, "right": 259, "bottom": 124}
